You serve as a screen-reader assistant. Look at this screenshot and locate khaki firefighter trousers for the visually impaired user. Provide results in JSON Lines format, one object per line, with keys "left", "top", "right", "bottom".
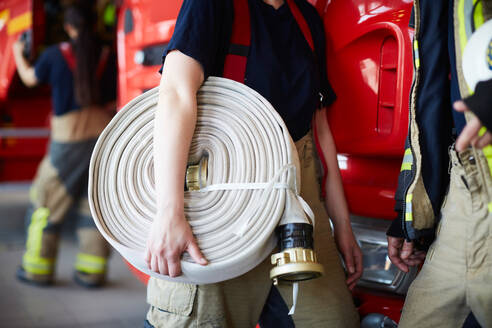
{"left": 21, "top": 138, "right": 110, "bottom": 283}
{"left": 146, "top": 132, "right": 359, "bottom": 328}
{"left": 399, "top": 147, "right": 492, "bottom": 328}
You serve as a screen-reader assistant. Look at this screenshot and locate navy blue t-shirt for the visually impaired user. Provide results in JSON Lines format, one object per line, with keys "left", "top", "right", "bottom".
{"left": 162, "top": 0, "right": 335, "bottom": 141}
{"left": 35, "top": 45, "right": 79, "bottom": 116}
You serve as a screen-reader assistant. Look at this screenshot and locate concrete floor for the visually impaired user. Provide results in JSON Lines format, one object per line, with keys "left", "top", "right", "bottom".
{"left": 0, "top": 183, "right": 148, "bottom": 328}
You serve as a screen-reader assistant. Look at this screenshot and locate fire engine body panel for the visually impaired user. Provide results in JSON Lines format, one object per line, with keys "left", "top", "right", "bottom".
{"left": 0, "top": 0, "right": 51, "bottom": 182}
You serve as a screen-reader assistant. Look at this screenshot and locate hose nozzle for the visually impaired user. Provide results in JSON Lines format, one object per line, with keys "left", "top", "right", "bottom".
{"left": 270, "top": 223, "right": 324, "bottom": 285}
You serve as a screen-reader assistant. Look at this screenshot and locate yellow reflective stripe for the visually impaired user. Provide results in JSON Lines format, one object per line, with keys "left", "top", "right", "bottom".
{"left": 75, "top": 253, "right": 107, "bottom": 274}
{"left": 77, "top": 253, "right": 107, "bottom": 265}
{"left": 474, "top": 0, "right": 484, "bottom": 30}
{"left": 481, "top": 144, "right": 492, "bottom": 177}
{"left": 413, "top": 39, "right": 420, "bottom": 69}
{"left": 405, "top": 212, "right": 413, "bottom": 222}
{"left": 24, "top": 207, "right": 53, "bottom": 274}
{"left": 458, "top": 0, "right": 466, "bottom": 49}
{"left": 22, "top": 254, "right": 55, "bottom": 275}
{"left": 458, "top": 0, "right": 484, "bottom": 50}
{"left": 75, "top": 263, "right": 106, "bottom": 274}
{"left": 401, "top": 148, "right": 413, "bottom": 171}
{"left": 401, "top": 163, "right": 412, "bottom": 171}
{"left": 488, "top": 202, "right": 492, "bottom": 213}
{"left": 458, "top": 0, "right": 484, "bottom": 93}
{"left": 477, "top": 128, "right": 492, "bottom": 178}
{"left": 479, "top": 126, "right": 487, "bottom": 136}
{"left": 25, "top": 207, "right": 50, "bottom": 256}
{"left": 7, "top": 11, "right": 31, "bottom": 35}
{"left": 405, "top": 193, "right": 413, "bottom": 221}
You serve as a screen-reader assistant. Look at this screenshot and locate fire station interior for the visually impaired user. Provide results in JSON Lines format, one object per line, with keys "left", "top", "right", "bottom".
{"left": 0, "top": 1, "right": 147, "bottom": 327}
{"left": 3, "top": 0, "right": 488, "bottom": 327}
{"left": 0, "top": 0, "right": 416, "bottom": 326}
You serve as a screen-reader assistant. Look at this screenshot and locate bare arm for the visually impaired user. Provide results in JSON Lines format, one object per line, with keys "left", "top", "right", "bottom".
{"left": 313, "top": 108, "right": 362, "bottom": 290}
{"left": 12, "top": 40, "right": 38, "bottom": 87}
{"left": 144, "top": 50, "right": 207, "bottom": 277}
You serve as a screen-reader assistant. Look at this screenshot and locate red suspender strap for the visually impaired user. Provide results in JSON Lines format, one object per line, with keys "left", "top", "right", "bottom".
{"left": 223, "top": 0, "right": 251, "bottom": 82}
{"left": 59, "top": 42, "right": 76, "bottom": 71}
{"left": 59, "top": 42, "right": 110, "bottom": 79}
{"left": 285, "top": 0, "right": 314, "bottom": 52}
{"left": 223, "top": 0, "right": 315, "bottom": 83}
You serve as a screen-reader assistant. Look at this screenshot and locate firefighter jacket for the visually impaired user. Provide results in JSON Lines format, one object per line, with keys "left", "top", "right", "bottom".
{"left": 388, "top": 0, "right": 492, "bottom": 244}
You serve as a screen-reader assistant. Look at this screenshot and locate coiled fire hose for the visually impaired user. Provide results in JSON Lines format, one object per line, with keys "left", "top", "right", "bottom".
{"left": 89, "top": 77, "right": 323, "bottom": 292}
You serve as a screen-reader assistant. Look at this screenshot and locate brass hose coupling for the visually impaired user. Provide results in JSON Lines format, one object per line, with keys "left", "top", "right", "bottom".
{"left": 185, "top": 156, "right": 208, "bottom": 191}
{"left": 270, "top": 223, "right": 324, "bottom": 285}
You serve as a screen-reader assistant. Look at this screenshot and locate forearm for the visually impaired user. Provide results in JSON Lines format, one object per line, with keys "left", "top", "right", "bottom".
{"left": 13, "top": 47, "right": 37, "bottom": 87}
{"left": 153, "top": 82, "right": 197, "bottom": 218}
{"left": 323, "top": 165, "right": 351, "bottom": 229}
{"left": 313, "top": 108, "right": 351, "bottom": 229}
{"left": 152, "top": 50, "right": 204, "bottom": 221}
{"left": 322, "top": 136, "right": 352, "bottom": 231}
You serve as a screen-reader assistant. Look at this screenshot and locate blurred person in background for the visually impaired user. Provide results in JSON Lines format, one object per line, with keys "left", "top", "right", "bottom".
{"left": 11, "top": 3, "right": 117, "bottom": 288}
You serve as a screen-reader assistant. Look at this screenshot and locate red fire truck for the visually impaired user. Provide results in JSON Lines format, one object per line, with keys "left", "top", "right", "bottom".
{"left": 0, "top": 0, "right": 416, "bottom": 325}
{"left": 0, "top": 0, "right": 50, "bottom": 182}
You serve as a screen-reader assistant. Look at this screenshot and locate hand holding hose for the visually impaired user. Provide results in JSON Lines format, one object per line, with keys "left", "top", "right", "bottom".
{"left": 144, "top": 207, "right": 207, "bottom": 277}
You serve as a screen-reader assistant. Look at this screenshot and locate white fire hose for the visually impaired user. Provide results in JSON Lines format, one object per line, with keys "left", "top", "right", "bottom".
{"left": 88, "top": 77, "right": 318, "bottom": 288}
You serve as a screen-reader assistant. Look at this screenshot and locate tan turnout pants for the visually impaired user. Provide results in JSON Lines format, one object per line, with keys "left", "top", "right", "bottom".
{"left": 399, "top": 147, "right": 492, "bottom": 328}
{"left": 146, "top": 132, "right": 359, "bottom": 328}
{"left": 22, "top": 138, "right": 110, "bottom": 282}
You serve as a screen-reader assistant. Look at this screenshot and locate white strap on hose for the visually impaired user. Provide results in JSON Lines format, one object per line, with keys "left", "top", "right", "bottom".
{"left": 88, "top": 77, "right": 313, "bottom": 285}
{"left": 288, "top": 282, "right": 299, "bottom": 315}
